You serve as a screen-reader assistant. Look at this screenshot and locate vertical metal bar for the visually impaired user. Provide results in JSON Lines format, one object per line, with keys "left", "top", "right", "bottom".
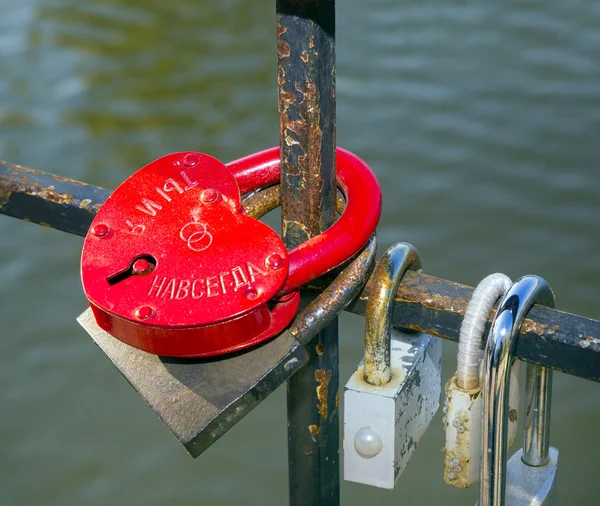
{"left": 522, "top": 363, "right": 552, "bottom": 466}
{"left": 276, "top": 1, "right": 338, "bottom": 505}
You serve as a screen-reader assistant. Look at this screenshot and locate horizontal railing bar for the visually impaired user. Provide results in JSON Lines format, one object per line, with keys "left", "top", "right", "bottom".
{"left": 0, "top": 161, "right": 110, "bottom": 236}
{"left": 1, "top": 160, "right": 599, "bottom": 383}
{"left": 341, "top": 272, "right": 600, "bottom": 382}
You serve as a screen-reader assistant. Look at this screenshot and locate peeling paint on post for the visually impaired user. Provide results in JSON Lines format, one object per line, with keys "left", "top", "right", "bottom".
{"left": 277, "top": 1, "right": 339, "bottom": 505}
{"left": 278, "top": 0, "right": 336, "bottom": 243}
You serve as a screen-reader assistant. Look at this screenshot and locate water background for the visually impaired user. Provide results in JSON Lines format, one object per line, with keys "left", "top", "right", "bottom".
{"left": 1, "top": 1, "right": 599, "bottom": 504}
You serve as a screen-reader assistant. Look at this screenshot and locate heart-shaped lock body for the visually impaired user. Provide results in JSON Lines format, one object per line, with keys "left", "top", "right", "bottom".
{"left": 81, "top": 152, "right": 299, "bottom": 357}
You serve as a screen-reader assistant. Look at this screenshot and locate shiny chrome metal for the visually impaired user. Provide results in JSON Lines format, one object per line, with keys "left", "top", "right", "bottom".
{"left": 523, "top": 364, "right": 553, "bottom": 466}
{"left": 363, "top": 242, "right": 422, "bottom": 386}
{"left": 479, "top": 275, "right": 556, "bottom": 506}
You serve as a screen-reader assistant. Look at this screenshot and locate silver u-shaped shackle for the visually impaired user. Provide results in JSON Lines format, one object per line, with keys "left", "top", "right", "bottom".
{"left": 479, "top": 275, "right": 555, "bottom": 506}
{"left": 363, "top": 242, "right": 422, "bottom": 386}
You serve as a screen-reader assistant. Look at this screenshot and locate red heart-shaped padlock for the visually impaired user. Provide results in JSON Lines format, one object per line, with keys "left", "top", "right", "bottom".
{"left": 82, "top": 148, "right": 382, "bottom": 358}
{"left": 81, "top": 152, "right": 299, "bottom": 357}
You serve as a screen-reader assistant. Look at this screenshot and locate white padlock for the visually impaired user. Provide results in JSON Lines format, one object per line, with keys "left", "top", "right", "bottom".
{"left": 344, "top": 243, "right": 441, "bottom": 489}
{"left": 443, "top": 273, "right": 520, "bottom": 488}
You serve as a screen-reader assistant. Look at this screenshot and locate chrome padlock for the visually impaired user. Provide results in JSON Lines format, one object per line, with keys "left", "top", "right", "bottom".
{"left": 479, "top": 275, "right": 559, "bottom": 506}
{"left": 344, "top": 243, "right": 442, "bottom": 489}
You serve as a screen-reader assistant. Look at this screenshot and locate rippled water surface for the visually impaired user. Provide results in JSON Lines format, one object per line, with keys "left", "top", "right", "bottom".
{"left": 1, "top": 1, "right": 600, "bottom": 505}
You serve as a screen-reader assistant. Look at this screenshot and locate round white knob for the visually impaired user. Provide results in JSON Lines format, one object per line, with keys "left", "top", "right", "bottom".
{"left": 353, "top": 426, "right": 383, "bottom": 459}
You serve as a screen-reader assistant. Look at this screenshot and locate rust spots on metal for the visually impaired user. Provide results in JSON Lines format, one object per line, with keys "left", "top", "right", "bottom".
{"left": 283, "top": 220, "right": 311, "bottom": 247}
{"left": 0, "top": 176, "right": 74, "bottom": 206}
{"left": 416, "top": 293, "right": 469, "bottom": 316}
{"left": 51, "top": 174, "right": 73, "bottom": 183}
{"left": 308, "top": 424, "right": 320, "bottom": 435}
{"left": 579, "top": 335, "right": 600, "bottom": 349}
{"left": 276, "top": 23, "right": 290, "bottom": 59}
{"left": 243, "top": 186, "right": 345, "bottom": 224}
{"left": 277, "top": 12, "right": 335, "bottom": 248}
{"left": 469, "top": 389, "right": 481, "bottom": 401}
{"left": 2, "top": 161, "right": 45, "bottom": 176}
{"left": 289, "top": 236, "right": 376, "bottom": 346}
{"left": 508, "top": 408, "right": 518, "bottom": 423}
{"left": 0, "top": 162, "right": 103, "bottom": 213}
{"left": 396, "top": 271, "right": 470, "bottom": 315}
{"left": 0, "top": 185, "right": 12, "bottom": 208}
{"left": 315, "top": 368, "right": 331, "bottom": 420}
{"left": 521, "top": 318, "right": 556, "bottom": 338}
{"left": 242, "top": 186, "right": 280, "bottom": 219}
{"left": 406, "top": 323, "right": 443, "bottom": 338}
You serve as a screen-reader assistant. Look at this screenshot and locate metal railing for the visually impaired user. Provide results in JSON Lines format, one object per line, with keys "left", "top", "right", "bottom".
{"left": 1, "top": 1, "right": 599, "bottom": 505}
{"left": 2, "top": 159, "right": 598, "bottom": 385}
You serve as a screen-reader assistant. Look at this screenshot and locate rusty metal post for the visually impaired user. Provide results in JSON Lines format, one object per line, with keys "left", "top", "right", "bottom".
{"left": 276, "top": 1, "right": 338, "bottom": 504}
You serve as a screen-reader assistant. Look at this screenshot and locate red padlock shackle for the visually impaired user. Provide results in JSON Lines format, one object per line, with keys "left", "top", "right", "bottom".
{"left": 227, "top": 147, "right": 382, "bottom": 294}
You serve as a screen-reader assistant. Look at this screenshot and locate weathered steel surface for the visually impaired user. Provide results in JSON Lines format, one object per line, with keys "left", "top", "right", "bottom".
{"left": 346, "top": 271, "right": 600, "bottom": 382}
{"left": 277, "top": 0, "right": 339, "bottom": 504}
{"left": 0, "top": 160, "right": 110, "bottom": 235}
{"left": 77, "top": 309, "right": 308, "bottom": 458}
{"left": 1, "top": 164, "right": 599, "bottom": 382}
{"left": 277, "top": 0, "right": 336, "bottom": 244}
{"left": 242, "top": 185, "right": 345, "bottom": 221}
{"left": 291, "top": 235, "right": 376, "bottom": 345}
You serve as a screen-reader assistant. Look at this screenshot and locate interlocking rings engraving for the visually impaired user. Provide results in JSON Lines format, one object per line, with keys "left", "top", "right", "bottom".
{"left": 180, "top": 221, "right": 213, "bottom": 252}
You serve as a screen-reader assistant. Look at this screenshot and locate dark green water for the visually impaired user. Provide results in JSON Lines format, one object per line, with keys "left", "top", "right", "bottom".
{"left": 1, "top": 1, "right": 599, "bottom": 505}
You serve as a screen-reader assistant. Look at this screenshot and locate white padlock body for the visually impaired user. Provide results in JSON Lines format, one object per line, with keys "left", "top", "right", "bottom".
{"left": 344, "top": 329, "right": 442, "bottom": 489}
{"left": 443, "top": 375, "right": 482, "bottom": 488}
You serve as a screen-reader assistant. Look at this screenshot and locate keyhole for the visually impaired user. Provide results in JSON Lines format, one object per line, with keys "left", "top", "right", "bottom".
{"left": 107, "top": 255, "right": 157, "bottom": 286}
